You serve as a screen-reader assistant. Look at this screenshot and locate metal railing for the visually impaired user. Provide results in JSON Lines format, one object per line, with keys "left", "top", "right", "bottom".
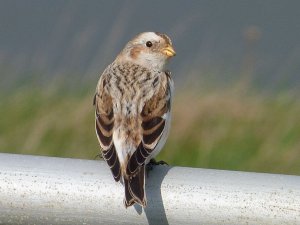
{"left": 0, "top": 153, "right": 299, "bottom": 225}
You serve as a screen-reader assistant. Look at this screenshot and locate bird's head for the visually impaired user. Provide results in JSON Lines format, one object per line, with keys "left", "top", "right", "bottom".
{"left": 116, "top": 32, "right": 176, "bottom": 71}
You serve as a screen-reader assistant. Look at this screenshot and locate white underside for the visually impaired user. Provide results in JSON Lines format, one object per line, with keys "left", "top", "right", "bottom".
{"left": 113, "top": 132, "right": 135, "bottom": 167}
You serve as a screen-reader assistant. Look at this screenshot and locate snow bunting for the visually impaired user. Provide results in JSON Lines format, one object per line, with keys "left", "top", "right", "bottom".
{"left": 94, "top": 32, "right": 175, "bottom": 208}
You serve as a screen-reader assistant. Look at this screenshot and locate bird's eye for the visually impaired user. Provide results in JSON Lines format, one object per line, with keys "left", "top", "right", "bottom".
{"left": 146, "top": 41, "right": 153, "bottom": 48}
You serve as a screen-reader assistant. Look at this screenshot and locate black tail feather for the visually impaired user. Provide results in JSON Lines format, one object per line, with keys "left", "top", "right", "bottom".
{"left": 124, "top": 177, "right": 135, "bottom": 208}
{"left": 124, "top": 165, "right": 146, "bottom": 208}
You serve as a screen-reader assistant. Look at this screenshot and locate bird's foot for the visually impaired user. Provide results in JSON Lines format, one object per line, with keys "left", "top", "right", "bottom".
{"left": 94, "top": 153, "right": 103, "bottom": 160}
{"left": 146, "top": 159, "right": 168, "bottom": 177}
{"left": 149, "top": 158, "right": 168, "bottom": 166}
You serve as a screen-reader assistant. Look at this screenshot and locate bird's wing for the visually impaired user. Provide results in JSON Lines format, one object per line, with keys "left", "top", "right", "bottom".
{"left": 126, "top": 71, "right": 173, "bottom": 175}
{"left": 94, "top": 75, "right": 121, "bottom": 181}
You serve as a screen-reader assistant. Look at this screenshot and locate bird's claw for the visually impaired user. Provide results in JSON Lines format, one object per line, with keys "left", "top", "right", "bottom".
{"left": 149, "top": 158, "right": 168, "bottom": 166}
{"left": 94, "top": 153, "right": 103, "bottom": 160}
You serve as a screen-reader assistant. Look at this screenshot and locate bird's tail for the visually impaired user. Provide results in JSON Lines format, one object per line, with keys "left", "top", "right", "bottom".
{"left": 123, "top": 165, "right": 147, "bottom": 208}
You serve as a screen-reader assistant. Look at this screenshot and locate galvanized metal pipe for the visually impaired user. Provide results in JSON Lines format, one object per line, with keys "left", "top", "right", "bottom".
{"left": 0, "top": 153, "right": 299, "bottom": 225}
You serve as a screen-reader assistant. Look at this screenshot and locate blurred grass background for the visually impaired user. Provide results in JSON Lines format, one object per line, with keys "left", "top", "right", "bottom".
{"left": 0, "top": 84, "right": 299, "bottom": 175}
{"left": 0, "top": 1, "right": 300, "bottom": 175}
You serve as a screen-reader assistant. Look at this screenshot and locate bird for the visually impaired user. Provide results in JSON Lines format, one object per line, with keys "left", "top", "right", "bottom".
{"left": 93, "top": 32, "right": 175, "bottom": 208}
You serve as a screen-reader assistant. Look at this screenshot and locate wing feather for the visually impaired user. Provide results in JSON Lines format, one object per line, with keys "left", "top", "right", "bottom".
{"left": 95, "top": 76, "right": 121, "bottom": 181}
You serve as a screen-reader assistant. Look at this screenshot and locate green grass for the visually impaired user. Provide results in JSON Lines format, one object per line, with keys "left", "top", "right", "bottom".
{"left": 1, "top": 86, "right": 299, "bottom": 175}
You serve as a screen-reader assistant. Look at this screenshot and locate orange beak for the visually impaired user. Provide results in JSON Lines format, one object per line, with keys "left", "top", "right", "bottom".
{"left": 161, "top": 45, "right": 176, "bottom": 57}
